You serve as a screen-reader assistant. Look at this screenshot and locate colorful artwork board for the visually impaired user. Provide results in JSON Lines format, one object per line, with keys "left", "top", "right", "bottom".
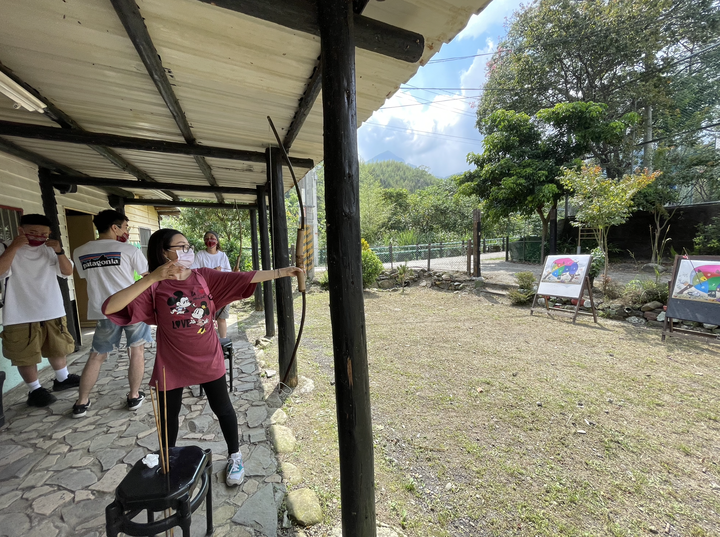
{"left": 536, "top": 255, "right": 592, "bottom": 299}
{"left": 666, "top": 255, "right": 720, "bottom": 326}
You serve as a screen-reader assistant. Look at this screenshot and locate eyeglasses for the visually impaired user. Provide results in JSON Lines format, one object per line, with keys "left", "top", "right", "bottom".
{"left": 167, "top": 245, "right": 193, "bottom": 253}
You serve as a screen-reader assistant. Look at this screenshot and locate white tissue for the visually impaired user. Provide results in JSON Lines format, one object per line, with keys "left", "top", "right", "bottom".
{"left": 142, "top": 454, "right": 160, "bottom": 468}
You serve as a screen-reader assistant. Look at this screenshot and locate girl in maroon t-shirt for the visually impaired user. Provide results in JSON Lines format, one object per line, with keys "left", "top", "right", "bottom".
{"left": 103, "top": 229, "right": 303, "bottom": 486}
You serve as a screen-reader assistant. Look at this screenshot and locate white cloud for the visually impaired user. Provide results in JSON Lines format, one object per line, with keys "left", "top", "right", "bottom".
{"left": 356, "top": 2, "right": 522, "bottom": 177}
{"left": 457, "top": 0, "right": 525, "bottom": 41}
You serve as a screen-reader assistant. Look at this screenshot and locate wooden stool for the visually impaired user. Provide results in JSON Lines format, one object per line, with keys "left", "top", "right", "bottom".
{"left": 105, "top": 446, "right": 213, "bottom": 536}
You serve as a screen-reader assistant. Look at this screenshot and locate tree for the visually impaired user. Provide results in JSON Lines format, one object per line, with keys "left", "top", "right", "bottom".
{"left": 479, "top": 0, "right": 720, "bottom": 178}
{"left": 163, "top": 204, "right": 252, "bottom": 270}
{"left": 459, "top": 102, "right": 635, "bottom": 262}
{"left": 634, "top": 143, "right": 720, "bottom": 262}
{"left": 560, "top": 165, "right": 659, "bottom": 284}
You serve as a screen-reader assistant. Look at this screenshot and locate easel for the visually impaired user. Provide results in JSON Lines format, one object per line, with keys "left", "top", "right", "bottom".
{"left": 662, "top": 255, "right": 720, "bottom": 345}
{"left": 530, "top": 276, "right": 598, "bottom": 324}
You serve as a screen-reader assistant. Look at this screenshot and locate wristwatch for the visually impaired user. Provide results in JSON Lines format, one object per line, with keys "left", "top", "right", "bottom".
{"left": 56, "top": 249, "right": 65, "bottom": 256}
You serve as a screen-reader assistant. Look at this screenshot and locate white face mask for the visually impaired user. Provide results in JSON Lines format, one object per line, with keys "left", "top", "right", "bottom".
{"left": 175, "top": 249, "right": 195, "bottom": 268}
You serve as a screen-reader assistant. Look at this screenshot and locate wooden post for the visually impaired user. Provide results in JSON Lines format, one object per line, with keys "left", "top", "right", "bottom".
{"left": 268, "top": 147, "right": 297, "bottom": 387}
{"left": 473, "top": 209, "right": 481, "bottom": 277}
{"left": 318, "top": 0, "right": 376, "bottom": 533}
{"left": 505, "top": 236, "right": 509, "bottom": 262}
{"left": 38, "top": 168, "right": 80, "bottom": 350}
{"left": 466, "top": 239, "right": 472, "bottom": 275}
{"left": 549, "top": 206, "right": 557, "bottom": 255}
{"left": 389, "top": 243, "right": 393, "bottom": 270}
{"left": 257, "top": 185, "right": 275, "bottom": 337}
{"left": 250, "top": 208, "right": 263, "bottom": 311}
{"left": 427, "top": 243, "right": 431, "bottom": 271}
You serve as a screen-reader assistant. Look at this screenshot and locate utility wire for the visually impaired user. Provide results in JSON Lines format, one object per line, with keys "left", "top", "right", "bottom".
{"left": 363, "top": 121, "right": 482, "bottom": 144}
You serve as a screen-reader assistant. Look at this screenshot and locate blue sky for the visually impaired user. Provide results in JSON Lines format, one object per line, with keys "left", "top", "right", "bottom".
{"left": 357, "top": 0, "right": 525, "bottom": 178}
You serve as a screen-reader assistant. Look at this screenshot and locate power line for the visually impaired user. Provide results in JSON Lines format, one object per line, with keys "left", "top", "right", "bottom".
{"left": 426, "top": 50, "right": 510, "bottom": 64}
{"left": 362, "top": 121, "right": 482, "bottom": 145}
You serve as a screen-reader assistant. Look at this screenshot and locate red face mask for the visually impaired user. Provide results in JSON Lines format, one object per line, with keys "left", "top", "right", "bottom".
{"left": 204, "top": 239, "right": 218, "bottom": 249}
{"left": 114, "top": 225, "right": 129, "bottom": 243}
{"left": 26, "top": 235, "right": 48, "bottom": 247}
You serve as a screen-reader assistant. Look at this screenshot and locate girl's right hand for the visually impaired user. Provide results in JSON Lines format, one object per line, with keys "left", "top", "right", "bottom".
{"left": 151, "top": 259, "right": 185, "bottom": 282}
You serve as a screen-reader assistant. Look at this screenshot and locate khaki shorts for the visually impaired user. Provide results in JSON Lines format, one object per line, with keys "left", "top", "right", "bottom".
{"left": 215, "top": 305, "right": 230, "bottom": 320}
{"left": 1, "top": 317, "right": 75, "bottom": 366}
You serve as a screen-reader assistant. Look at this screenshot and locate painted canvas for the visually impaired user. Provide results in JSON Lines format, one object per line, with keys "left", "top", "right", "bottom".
{"left": 540, "top": 256, "right": 589, "bottom": 285}
{"left": 536, "top": 254, "right": 592, "bottom": 299}
{"left": 671, "top": 260, "right": 720, "bottom": 304}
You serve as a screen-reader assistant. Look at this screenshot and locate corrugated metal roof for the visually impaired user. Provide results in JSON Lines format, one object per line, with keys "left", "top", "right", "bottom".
{"left": 0, "top": 0, "right": 491, "bottom": 203}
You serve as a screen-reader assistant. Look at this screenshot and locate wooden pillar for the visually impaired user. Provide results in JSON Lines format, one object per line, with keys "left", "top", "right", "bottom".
{"left": 256, "top": 185, "right": 275, "bottom": 337}
{"left": 250, "top": 208, "right": 263, "bottom": 311}
{"left": 38, "top": 168, "right": 81, "bottom": 350}
{"left": 267, "top": 147, "right": 297, "bottom": 386}
{"left": 318, "top": 1, "right": 376, "bottom": 534}
{"left": 473, "top": 209, "right": 482, "bottom": 277}
{"left": 549, "top": 205, "right": 557, "bottom": 256}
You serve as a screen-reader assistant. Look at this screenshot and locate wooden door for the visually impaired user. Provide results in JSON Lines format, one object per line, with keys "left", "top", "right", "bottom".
{"left": 66, "top": 213, "right": 96, "bottom": 327}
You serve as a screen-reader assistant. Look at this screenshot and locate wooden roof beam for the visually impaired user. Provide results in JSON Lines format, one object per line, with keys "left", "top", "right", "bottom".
{"left": 197, "top": 0, "right": 424, "bottom": 63}
{"left": 0, "top": 120, "right": 314, "bottom": 168}
{"left": 0, "top": 62, "right": 179, "bottom": 202}
{"left": 0, "top": 137, "right": 133, "bottom": 199}
{"left": 110, "top": 0, "right": 225, "bottom": 202}
{"left": 126, "top": 199, "right": 256, "bottom": 210}
{"left": 283, "top": 0, "right": 371, "bottom": 150}
{"left": 46, "top": 173, "right": 258, "bottom": 196}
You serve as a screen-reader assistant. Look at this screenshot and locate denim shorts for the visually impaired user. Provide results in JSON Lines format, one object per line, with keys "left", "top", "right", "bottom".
{"left": 91, "top": 319, "right": 153, "bottom": 354}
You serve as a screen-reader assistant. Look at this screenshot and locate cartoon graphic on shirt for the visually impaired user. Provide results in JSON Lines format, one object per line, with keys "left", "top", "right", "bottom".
{"left": 189, "top": 301, "right": 211, "bottom": 333}
{"left": 168, "top": 291, "right": 192, "bottom": 315}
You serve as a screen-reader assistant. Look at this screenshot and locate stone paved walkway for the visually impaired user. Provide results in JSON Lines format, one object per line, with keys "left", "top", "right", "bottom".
{"left": 0, "top": 325, "right": 295, "bottom": 537}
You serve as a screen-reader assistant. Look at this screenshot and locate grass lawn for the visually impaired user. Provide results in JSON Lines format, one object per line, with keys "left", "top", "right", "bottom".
{"left": 239, "top": 285, "right": 720, "bottom": 537}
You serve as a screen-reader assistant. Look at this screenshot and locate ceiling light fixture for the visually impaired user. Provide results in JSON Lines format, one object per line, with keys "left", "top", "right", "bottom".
{"left": 0, "top": 72, "right": 47, "bottom": 113}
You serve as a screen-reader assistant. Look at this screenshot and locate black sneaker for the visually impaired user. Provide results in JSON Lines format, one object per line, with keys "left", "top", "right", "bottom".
{"left": 27, "top": 387, "right": 57, "bottom": 407}
{"left": 127, "top": 391, "right": 145, "bottom": 411}
{"left": 53, "top": 374, "right": 81, "bottom": 392}
{"left": 72, "top": 400, "right": 91, "bottom": 418}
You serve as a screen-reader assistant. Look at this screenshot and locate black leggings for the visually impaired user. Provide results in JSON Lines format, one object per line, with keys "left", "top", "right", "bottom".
{"left": 157, "top": 375, "right": 239, "bottom": 454}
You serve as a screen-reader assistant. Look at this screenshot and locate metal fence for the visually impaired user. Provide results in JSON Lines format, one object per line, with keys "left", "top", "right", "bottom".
{"left": 318, "top": 238, "right": 510, "bottom": 274}
{"left": 507, "top": 237, "right": 545, "bottom": 264}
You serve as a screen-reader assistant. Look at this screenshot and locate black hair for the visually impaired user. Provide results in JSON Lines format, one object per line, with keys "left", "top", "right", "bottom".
{"left": 19, "top": 214, "right": 52, "bottom": 228}
{"left": 147, "top": 228, "right": 185, "bottom": 271}
{"left": 93, "top": 210, "right": 128, "bottom": 233}
{"left": 204, "top": 231, "right": 221, "bottom": 250}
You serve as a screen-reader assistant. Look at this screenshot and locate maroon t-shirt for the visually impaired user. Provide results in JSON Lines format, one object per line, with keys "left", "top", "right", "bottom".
{"left": 104, "top": 268, "right": 256, "bottom": 391}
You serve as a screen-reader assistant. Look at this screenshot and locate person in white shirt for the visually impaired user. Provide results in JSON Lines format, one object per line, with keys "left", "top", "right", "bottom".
{"left": 191, "top": 231, "right": 232, "bottom": 338}
{"left": 0, "top": 214, "right": 80, "bottom": 407}
{"left": 71, "top": 210, "right": 153, "bottom": 418}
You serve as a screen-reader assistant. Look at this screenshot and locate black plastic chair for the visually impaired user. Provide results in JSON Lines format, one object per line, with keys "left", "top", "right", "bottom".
{"left": 199, "top": 338, "right": 234, "bottom": 397}
{"left": 105, "top": 446, "right": 213, "bottom": 537}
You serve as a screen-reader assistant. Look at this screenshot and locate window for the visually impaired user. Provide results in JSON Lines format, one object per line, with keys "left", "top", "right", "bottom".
{"left": 139, "top": 227, "right": 152, "bottom": 259}
{"left": 0, "top": 205, "right": 23, "bottom": 243}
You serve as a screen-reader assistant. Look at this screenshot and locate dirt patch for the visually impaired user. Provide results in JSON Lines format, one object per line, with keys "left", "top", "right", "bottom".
{"left": 241, "top": 286, "right": 720, "bottom": 536}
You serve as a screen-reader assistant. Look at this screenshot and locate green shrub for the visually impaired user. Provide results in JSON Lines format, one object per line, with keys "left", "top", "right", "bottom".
{"left": 515, "top": 271, "right": 536, "bottom": 291}
{"left": 396, "top": 263, "right": 413, "bottom": 293}
{"left": 317, "top": 271, "right": 330, "bottom": 290}
{"left": 509, "top": 271, "right": 536, "bottom": 305}
{"left": 599, "top": 276, "right": 623, "bottom": 300}
{"left": 589, "top": 247, "right": 605, "bottom": 280}
{"left": 694, "top": 217, "right": 720, "bottom": 255}
{"left": 361, "top": 247, "right": 383, "bottom": 288}
{"left": 621, "top": 279, "right": 669, "bottom": 307}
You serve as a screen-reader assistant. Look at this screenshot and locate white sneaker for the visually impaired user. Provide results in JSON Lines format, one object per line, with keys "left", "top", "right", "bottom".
{"left": 226, "top": 452, "right": 245, "bottom": 486}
